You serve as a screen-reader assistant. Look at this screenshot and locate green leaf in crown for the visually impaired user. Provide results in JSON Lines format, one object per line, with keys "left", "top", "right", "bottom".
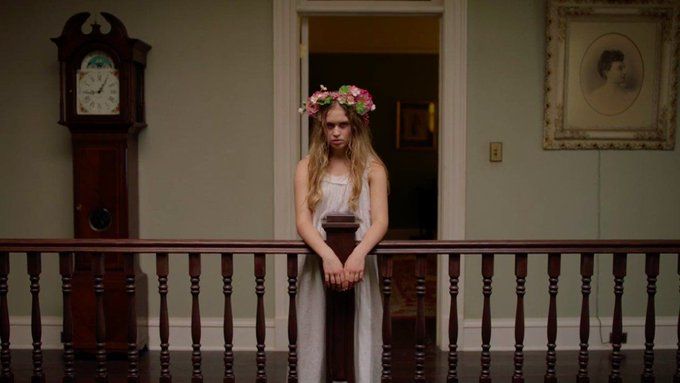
{"left": 338, "top": 85, "right": 350, "bottom": 94}
{"left": 355, "top": 101, "right": 366, "bottom": 114}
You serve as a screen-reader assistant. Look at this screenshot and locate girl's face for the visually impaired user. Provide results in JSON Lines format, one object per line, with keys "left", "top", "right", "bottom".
{"left": 324, "top": 103, "right": 352, "bottom": 153}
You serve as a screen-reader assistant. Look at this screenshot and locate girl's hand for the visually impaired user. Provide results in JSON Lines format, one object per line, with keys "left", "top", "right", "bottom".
{"left": 343, "top": 252, "right": 365, "bottom": 286}
{"left": 322, "top": 255, "right": 345, "bottom": 290}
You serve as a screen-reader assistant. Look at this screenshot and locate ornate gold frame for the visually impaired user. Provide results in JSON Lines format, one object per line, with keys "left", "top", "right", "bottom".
{"left": 544, "top": 0, "right": 678, "bottom": 149}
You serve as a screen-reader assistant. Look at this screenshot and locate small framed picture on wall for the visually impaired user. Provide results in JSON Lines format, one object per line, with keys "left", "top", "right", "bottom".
{"left": 396, "top": 101, "right": 437, "bottom": 150}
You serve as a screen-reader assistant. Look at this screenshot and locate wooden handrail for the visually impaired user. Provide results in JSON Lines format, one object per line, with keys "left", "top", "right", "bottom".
{"left": 0, "top": 237, "right": 678, "bottom": 382}
{"left": 1, "top": 239, "right": 679, "bottom": 254}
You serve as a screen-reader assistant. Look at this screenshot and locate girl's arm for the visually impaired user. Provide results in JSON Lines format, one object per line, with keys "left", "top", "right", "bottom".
{"left": 344, "top": 160, "right": 389, "bottom": 285}
{"left": 294, "top": 157, "right": 346, "bottom": 290}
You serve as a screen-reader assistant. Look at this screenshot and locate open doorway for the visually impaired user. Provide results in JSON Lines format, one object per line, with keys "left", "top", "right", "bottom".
{"left": 306, "top": 15, "right": 440, "bottom": 348}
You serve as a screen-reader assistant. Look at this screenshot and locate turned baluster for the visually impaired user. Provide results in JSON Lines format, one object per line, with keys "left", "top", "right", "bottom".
{"left": 59, "top": 252, "right": 75, "bottom": 383}
{"left": 92, "top": 252, "right": 107, "bottom": 382}
{"left": 156, "top": 253, "right": 171, "bottom": 383}
{"left": 641, "top": 253, "right": 659, "bottom": 382}
{"left": 0, "top": 252, "right": 12, "bottom": 383}
{"left": 287, "top": 254, "right": 298, "bottom": 383}
{"left": 414, "top": 254, "right": 427, "bottom": 383}
{"left": 189, "top": 253, "right": 203, "bottom": 382}
{"left": 577, "top": 253, "right": 594, "bottom": 383}
{"left": 125, "top": 253, "right": 139, "bottom": 382}
{"left": 480, "top": 253, "right": 494, "bottom": 383}
{"left": 28, "top": 252, "right": 45, "bottom": 383}
{"left": 254, "top": 253, "right": 267, "bottom": 382}
{"left": 545, "top": 253, "right": 560, "bottom": 383}
{"left": 513, "top": 253, "right": 527, "bottom": 383}
{"left": 223, "top": 253, "right": 235, "bottom": 383}
{"left": 609, "top": 253, "right": 627, "bottom": 383}
{"left": 674, "top": 253, "right": 679, "bottom": 383}
{"left": 381, "top": 255, "right": 393, "bottom": 382}
{"left": 448, "top": 253, "right": 460, "bottom": 383}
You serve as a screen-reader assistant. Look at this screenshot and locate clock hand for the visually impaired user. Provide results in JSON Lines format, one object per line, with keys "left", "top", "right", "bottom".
{"left": 97, "top": 77, "right": 109, "bottom": 94}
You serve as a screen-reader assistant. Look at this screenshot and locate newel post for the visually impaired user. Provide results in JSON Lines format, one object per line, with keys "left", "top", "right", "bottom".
{"left": 322, "top": 213, "right": 359, "bottom": 383}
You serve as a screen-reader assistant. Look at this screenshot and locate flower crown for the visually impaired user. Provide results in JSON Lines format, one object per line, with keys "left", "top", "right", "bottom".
{"left": 299, "top": 85, "right": 376, "bottom": 121}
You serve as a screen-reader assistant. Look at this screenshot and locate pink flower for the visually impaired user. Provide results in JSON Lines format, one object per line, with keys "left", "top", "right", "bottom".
{"left": 306, "top": 103, "right": 319, "bottom": 115}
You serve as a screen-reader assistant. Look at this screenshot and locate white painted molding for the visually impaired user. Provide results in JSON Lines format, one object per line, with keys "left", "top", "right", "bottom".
{"left": 144, "top": 317, "right": 276, "bottom": 351}
{"left": 9, "top": 316, "right": 275, "bottom": 351}
{"left": 11, "top": 316, "right": 675, "bottom": 352}
{"left": 460, "top": 316, "right": 678, "bottom": 351}
{"left": 273, "top": 0, "right": 301, "bottom": 352}
{"left": 275, "top": 0, "right": 469, "bottom": 355}
{"left": 436, "top": 0, "right": 468, "bottom": 350}
{"left": 297, "top": 0, "right": 444, "bottom": 14}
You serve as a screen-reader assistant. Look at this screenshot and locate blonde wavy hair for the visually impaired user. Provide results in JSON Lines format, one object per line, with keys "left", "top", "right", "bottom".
{"left": 307, "top": 102, "right": 386, "bottom": 213}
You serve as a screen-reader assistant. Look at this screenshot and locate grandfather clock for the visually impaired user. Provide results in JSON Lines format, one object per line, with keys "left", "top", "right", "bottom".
{"left": 52, "top": 12, "right": 150, "bottom": 353}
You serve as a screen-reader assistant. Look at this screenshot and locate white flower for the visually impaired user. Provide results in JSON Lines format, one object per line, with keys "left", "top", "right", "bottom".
{"left": 298, "top": 107, "right": 304, "bottom": 113}
{"left": 350, "top": 86, "right": 361, "bottom": 97}
{"left": 371, "top": 104, "right": 376, "bottom": 111}
{"left": 320, "top": 85, "right": 327, "bottom": 91}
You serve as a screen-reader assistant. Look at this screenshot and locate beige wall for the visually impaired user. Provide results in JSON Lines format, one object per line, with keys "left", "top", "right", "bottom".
{"left": 465, "top": 0, "right": 680, "bottom": 319}
{"left": 0, "top": 0, "right": 274, "bottom": 319}
{"left": 0, "top": 0, "right": 678, "bottom": 326}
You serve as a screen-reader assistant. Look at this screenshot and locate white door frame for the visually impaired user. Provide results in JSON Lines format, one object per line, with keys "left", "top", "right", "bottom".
{"left": 273, "top": 0, "right": 467, "bottom": 351}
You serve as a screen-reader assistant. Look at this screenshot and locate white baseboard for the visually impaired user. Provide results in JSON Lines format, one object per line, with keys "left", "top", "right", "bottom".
{"left": 9, "top": 316, "right": 275, "bottom": 352}
{"left": 144, "top": 317, "right": 276, "bottom": 351}
{"left": 460, "top": 316, "right": 678, "bottom": 351}
{"left": 8, "top": 315, "right": 677, "bottom": 352}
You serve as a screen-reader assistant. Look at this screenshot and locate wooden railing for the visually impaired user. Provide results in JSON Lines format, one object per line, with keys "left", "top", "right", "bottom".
{"left": 0, "top": 235, "right": 678, "bottom": 382}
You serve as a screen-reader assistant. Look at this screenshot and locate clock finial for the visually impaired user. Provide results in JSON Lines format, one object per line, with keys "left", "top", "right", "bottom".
{"left": 91, "top": 20, "right": 102, "bottom": 34}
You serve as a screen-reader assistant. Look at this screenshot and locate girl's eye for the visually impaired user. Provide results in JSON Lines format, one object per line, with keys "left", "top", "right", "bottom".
{"left": 326, "top": 122, "right": 350, "bottom": 130}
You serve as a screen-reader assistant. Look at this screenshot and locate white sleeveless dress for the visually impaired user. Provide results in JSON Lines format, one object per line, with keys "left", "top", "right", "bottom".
{"left": 296, "top": 168, "right": 382, "bottom": 382}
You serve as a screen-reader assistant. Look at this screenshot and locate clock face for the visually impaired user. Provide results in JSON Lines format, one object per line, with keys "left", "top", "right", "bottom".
{"left": 76, "top": 51, "right": 120, "bottom": 115}
{"left": 76, "top": 69, "right": 120, "bottom": 115}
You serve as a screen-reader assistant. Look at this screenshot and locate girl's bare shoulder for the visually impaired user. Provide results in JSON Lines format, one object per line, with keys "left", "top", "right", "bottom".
{"left": 367, "top": 158, "right": 387, "bottom": 178}
{"left": 296, "top": 155, "right": 310, "bottom": 176}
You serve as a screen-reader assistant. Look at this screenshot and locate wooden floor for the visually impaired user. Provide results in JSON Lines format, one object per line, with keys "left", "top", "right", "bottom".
{"left": 6, "top": 348, "right": 678, "bottom": 382}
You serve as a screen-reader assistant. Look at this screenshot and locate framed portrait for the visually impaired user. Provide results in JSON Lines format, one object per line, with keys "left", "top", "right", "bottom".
{"left": 543, "top": 0, "right": 679, "bottom": 150}
{"left": 396, "top": 101, "right": 437, "bottom": 150}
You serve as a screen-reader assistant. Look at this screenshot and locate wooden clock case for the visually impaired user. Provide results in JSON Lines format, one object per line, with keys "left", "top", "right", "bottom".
{"left": 52, "top": 12, "right": 151, "bottom": 353}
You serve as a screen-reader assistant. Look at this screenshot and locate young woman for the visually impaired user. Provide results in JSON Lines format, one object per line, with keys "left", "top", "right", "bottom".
{"left": 295, "top": 85, "right": 389, "bottom": 381}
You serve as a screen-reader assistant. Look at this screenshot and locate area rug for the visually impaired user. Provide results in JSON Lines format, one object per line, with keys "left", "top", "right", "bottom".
{"left": 388, "top": 254, "right": 437, "bottom": 318}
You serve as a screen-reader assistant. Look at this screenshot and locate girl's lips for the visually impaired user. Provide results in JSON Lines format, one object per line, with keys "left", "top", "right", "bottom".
{"left": 331, "top": 140, "right": 343, "bottom": 145}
